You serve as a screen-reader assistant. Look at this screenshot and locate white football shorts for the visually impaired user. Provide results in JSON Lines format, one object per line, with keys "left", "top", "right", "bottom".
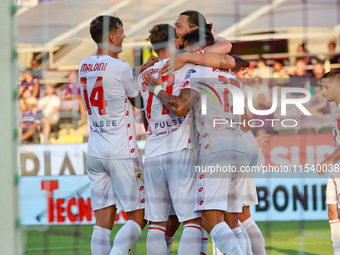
{"left": 195, "top": 150, "right": 248, "bottom": 213}
{"left": 326, "top": 177, "right": 340, "bottom": 208}
{"left": 86, "top": 155, "right": 145, "bottom": 212}
{"left": 144, "top": 149, "right": 200, "bottom": 223}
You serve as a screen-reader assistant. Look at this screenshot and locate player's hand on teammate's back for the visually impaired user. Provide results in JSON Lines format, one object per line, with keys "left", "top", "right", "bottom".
{"left": 143, "top": 70, "right": 164, "bottom": 94}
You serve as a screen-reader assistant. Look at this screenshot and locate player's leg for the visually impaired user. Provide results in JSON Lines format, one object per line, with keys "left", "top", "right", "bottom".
{"left": 167, "top": 150, "right": 202, "bottom": 255}
{"left": 203, "top": 210, "right": 243, "bottom": 255}
{"left": 144, "top": 156, "right": 171, "bottom": 255}
{"left": 110, "top": 209, "right": 146, "bottom": 255}
{"left": 103, "top": 158, "right": 145, "bottom": 255}
{"left": 239, "top": 206, "right": 265, "bottom": 255}
{"left": 92, "top": 206, "right": 117, "bottom": 255}
{"left": 225, "top": 212, "right": 247, "bottom": 255}
{"left": 165, "top": 214, "right": 180, "bottom": 253}
{"left": 239, "top": 220, "right": 253, "bottom": 255}
{"left": 327, "top": 177, "right": 340, "bottom": 254}
{"left": 86, "top": 156, "right": 117, "bottom": 255}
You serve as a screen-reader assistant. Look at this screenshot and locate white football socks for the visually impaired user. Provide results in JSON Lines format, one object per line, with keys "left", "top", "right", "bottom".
{"left": 91, "top": 226, "right": 112, "bottom": 255}
{"left": 210, "top": 222, "right": 243, "bottom": 255}
{"left": 232, "top": 226, "right": 247, "bottom": 255}
{"left": 165, "top": 234, "right": 174, "bottom": 254}
{"left": 147, "top": 225, "right": 168, "bottom": 255}
{"left": 329, "top": 220, "right": 340, "bottom": 255}
{"left": 201, "top": 229, "right": 209, "bottom": 255}
{"left": 242, "top": 217, "right": 266, "bottom": 255}
{"left": 178, "top": 224, "right": 202, "bottom": 255}
{"left": 110, "top": 220, "right": 142, "bottom": 255}
{"left": 239, "top": 220, "right": 253, "bottom": 255}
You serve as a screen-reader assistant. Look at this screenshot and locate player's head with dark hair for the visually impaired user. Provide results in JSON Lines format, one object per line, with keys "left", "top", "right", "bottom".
{"left": 175, "top": 10, "right": 213, "bottom": 48}
{"left": 232, "top": 57, "right": 250, "bottom": 79}
{"left": 182, "top": 28, "right": 214, "bottom": 52}
{"left": 179, "top": 10, "right": 212, "bottom": 31}
{"left": 149, "top": 24, "right": 177, "bottom": 55}
{"left": 90, "top": 15, "right": 124, "bottom": 44}
{"left": 322, "top": 70, "right": 340, "bottom": 103}
{"left": 232, "top": 57, "right": 250, "bottom": 73}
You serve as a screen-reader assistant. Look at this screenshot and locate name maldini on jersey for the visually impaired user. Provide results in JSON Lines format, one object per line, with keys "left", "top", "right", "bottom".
{"left": 80, "top": 62, "right": 108, "bottom": 72}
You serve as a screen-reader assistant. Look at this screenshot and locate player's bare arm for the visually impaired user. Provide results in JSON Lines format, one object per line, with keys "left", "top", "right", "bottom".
{"left": 161, "top": 52, "right": 235, "bottom": 74}
{"left": 318, "top": 146, "right": 340, "bottom": 175}
{"left": 133, "top": 55, "right": 159, "bottom": 76}
{"left": 128, "top": 93, "right": 144, "bottom": 109}
{"left": 204, "top": 37, "right": 232, "bottom": 54}
{"left": 143, "top": 71, "right": 199, "bottom": 117}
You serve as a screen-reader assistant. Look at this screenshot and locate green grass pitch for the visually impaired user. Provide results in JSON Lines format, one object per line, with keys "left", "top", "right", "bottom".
{"left": 24, "top": 221, "right": 333, "bottom": 255}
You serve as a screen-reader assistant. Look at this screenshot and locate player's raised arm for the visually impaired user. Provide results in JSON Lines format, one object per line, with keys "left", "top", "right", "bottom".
{"left": 133, "top": 55, "right": 159, "bottom": 76}
{"left": 143, "top": 70, "right": 199, "bottom": 117}
{"left": 204, "top": 37, "right": 232, "bottom": 54}
{"left": 162, "top": 52, "right": 235, "bottom": 75}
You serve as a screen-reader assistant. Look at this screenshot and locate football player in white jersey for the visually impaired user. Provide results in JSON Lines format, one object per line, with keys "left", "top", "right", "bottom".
{"left": 318, "top": 70, "right": 340, "bottom": 254}
{"left": 144, "top": 28, "right": 245, "bottom": 255}
{"left": 139, "top": 24, "right": 236, "bottom": 255}
{"left": 79, "top": 16, "right": 148, "bottom": 255}
{"left": 232, "top": 57, "right": 267, "bottom": 255}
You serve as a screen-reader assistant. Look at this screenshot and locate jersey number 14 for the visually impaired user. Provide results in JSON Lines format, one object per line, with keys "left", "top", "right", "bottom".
{"left": 80, "top": 77, "right": 108, "bottom": 115}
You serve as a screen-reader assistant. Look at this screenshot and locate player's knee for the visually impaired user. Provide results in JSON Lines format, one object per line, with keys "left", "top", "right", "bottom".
{"left": 126, "top": 209, "right": 147, "bottom": 229}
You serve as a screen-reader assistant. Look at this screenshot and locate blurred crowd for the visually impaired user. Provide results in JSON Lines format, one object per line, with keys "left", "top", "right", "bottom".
{"left": 18, "top": 40, "right": 340, "bottom": 144}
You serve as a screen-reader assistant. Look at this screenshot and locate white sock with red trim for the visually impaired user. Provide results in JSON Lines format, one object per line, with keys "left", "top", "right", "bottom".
{"left": 111, "top": 220, "right": 142, "bottom": 254}
{"left": 147, "top": 225, "right": 168, "bottom": 255}
{"left": 232, "top": 227, "right": 247, "bottom": 255}
{"left": 201, "top": 229, "right": 208, "bottom": 255}
{"left": 239, "top": 220, "right": 253, "bottom": 255}
{"left": 178, "top": 224, "right": 202, "bottom": 255}
{"left": 91, "top": 226, "right": 112, "bottom": 255}
{"left": 165, "top": 235, "right": 174, "bottom": 254}
{"left": 329, "top": 220, "right": 340, "bottom": 254}
{"left": 210, "top": 222, "right": 243, "bottom": 255}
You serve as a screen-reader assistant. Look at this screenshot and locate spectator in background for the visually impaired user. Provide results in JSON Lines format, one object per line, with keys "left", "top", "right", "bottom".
{"left": 253, "top": 57, "right": 272, "bottom": 78}
{"left": 62, "top": 70, "right": 86, "bottom": 123}
{"left": 272, "top": 59, "right": 289, "bottom": 86}
{"left": 289, "top": 59, "right": 311, "bottom": 89}
{"left": 307, "top": 85, "right": 331, "bottom": 116}
{"left": 38, "top": 84, "right": 61, "bottom": 143}
{"left": 20, "top": 97, "right": 41, "bottom": 144}
{"left": 328, "top": 41, "right": 340, "bottom": 64}
{"left": 297, "top": 42, "right": 320, "bottom": 68}
{"left": 18, "top": 69, "right": 40, "bottom": 99}
{"left": 19, "top": 88, "right": 33, "bottom": 112}
{"left": 30, "top": 58, "right": 43, "bottom": 79}
{"left": 311, "top": 62, "right": 325, "bottom": 87}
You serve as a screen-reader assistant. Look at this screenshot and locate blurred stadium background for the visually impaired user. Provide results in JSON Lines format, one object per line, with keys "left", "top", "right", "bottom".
{"left": 2, "top": 0, "right": 340, "bottom": 254}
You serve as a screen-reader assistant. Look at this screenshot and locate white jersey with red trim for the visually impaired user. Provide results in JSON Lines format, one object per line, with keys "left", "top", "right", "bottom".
{"left": 78, "top": 55, "right": 139, "bottom": 159}
{"left": 333, "top": 104, "right": 340, "bottom": 148}
{"left": 137, "top": 59, "right": 195, "bottom": 158}
{"left": 183, "top": 66, "right": 248, "bottom": 155}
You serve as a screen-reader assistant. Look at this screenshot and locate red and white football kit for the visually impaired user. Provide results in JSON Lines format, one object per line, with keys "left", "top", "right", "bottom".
{"left": 79, "top": 55, "right": 144, "bottom": 212}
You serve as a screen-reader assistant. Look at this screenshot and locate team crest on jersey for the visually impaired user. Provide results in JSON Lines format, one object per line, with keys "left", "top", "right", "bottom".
{"left": 185, "top": 69, "right": 196, "bottom": 80}
{"left": 147, "top": 125, "right": 152, "bottom": 135}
